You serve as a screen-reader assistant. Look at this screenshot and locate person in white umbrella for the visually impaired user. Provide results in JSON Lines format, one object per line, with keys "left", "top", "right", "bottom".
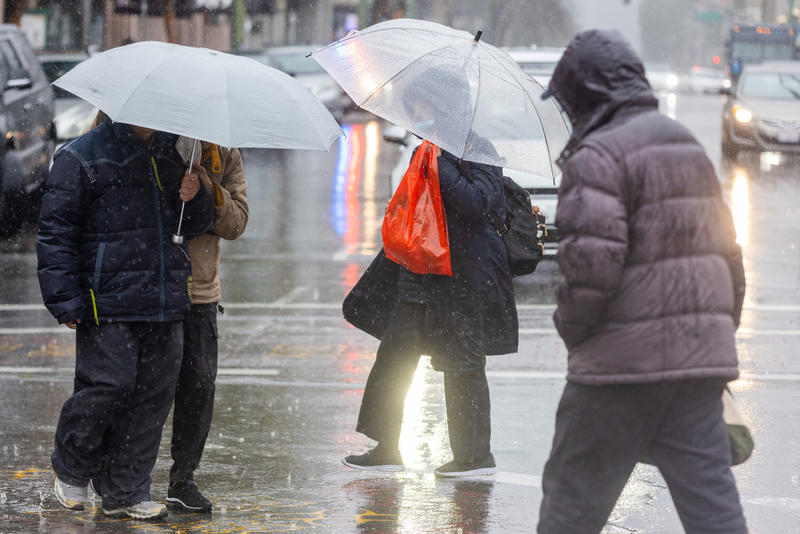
{"left": 37, "top": 118, "right": 214, "bottom": 520}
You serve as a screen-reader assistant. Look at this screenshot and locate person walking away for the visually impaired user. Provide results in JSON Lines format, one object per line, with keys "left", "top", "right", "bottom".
{"left": 38, "top": 120, "right": 214, "bottom": 520}
{"left": 536, "top": 30, "right": 747, "bottom": 533}
{"left": 341, "top": 67, "right": 518, "bottom": 477}
{"left": 167, "top": 139, "right": 248, "bottom": 512}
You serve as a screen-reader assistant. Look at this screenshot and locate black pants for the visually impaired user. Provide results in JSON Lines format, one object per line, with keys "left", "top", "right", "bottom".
{"left": 170, "top": 303, "right": 218, "bottom": 482}
{"left": 538, "top": 379, "right": 748, "bottom": 534}
{"left": 52, "top": 321, "right": 183, "bottom": 509}
{"left": 356, "top": 302, "right": 491, "bottom": 464}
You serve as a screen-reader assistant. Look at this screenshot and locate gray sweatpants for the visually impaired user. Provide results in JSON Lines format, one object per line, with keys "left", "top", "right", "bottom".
{"left": 538, "top": 378, "right": 747, "bottom": 534}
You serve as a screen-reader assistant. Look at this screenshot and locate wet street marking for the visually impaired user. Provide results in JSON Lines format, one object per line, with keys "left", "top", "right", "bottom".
{"left": 0, "top": 327, "right": 71, "bottom": 335}
{"left": 7, "top": 325, "right": 799, "bottom": 338}
{"left": 4, "top": 302, "right": 800, "bottom": 312}
{"left": 518, "top": 327, "right": 800, "bottom": 337}
{"left": 269, "top": 286, "right": 309, "bottom": 306}
{"left": 0, "top": 366, "right": 280, "bottom": 376}
{"left": 3, "top": 366, "right": 800, "bottom": 384}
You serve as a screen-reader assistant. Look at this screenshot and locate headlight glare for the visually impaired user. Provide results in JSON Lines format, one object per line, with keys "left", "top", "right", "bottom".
{"left": 734, "top": 106, "right": 753, "bottom": 123}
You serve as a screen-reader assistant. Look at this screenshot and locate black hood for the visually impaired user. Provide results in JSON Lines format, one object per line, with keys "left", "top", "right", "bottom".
{"left": 546, "top": 29, "right": 658, "bottom": 166}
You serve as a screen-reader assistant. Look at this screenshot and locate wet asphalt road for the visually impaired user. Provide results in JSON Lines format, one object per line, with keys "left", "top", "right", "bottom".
{"left": 1, "top": 95, "right": 799, "bottom": 533}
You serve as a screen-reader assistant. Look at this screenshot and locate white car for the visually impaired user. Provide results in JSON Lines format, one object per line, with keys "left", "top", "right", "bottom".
{"left": 684, "top": 66, "right": 730, "bottom": 95}
{"left": 503, "top": 46, "right": 565, "bottom": 88}
{"left": 644, "top": 63, "right": 680, "bottom": 95}
{"left": 37, "top": 52, "right": 97, "bottom": 141}
{"left": 245, "top": 46, "right": 354, "bottom": 118}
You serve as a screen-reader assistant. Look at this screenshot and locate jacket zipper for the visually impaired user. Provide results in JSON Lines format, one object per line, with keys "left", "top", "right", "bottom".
{"left": 150, "top": 155, "right": 166, "bottom": 321}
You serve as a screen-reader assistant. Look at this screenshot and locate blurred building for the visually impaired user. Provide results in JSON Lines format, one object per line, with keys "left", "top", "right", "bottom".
{"left": 0, "top": 0, "right": 574, "bottom": 53}
{"left": 0, "top": 0, "right": 234, "bottom": 50}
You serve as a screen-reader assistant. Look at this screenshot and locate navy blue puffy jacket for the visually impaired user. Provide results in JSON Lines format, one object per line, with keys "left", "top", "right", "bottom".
{"left": 37, "top": 122, "right": 214, "bottom": 324}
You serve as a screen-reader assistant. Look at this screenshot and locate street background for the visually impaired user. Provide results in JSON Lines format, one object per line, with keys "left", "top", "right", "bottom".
{"left": 1, "top": 91, "right": 799, "bottom": 532}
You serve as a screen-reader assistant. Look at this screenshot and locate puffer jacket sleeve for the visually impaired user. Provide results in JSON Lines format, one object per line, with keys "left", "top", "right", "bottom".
{"left": 212, "top": 148, "right": 249, "bottom": 240}
{"left": 36, "top": 149, "right": 89, "bottom": 324}
{"left": 554, "top": 144, "right": 629, "bottom": 349}
{"left": 437, "top": 155, "right": 502, "bottom": 220}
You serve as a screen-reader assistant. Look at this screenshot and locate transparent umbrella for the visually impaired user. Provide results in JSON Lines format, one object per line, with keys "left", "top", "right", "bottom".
{"left": 311, "top": 18, "right": 570, "bottom": 177}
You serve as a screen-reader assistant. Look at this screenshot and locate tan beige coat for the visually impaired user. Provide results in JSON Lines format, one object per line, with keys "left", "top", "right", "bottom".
{"left": 187, "top": 146, "right": 248, "bottom": 304}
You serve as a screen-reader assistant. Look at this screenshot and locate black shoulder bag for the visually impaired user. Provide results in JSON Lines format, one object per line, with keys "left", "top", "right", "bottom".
{"left": 459, "top": 161, "right": 543, "bottom": 277}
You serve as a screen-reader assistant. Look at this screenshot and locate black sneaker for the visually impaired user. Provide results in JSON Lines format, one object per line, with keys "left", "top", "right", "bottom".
{"left": 166, "top": 480, "right": 212, "bottom": 513}
{"left": 342, "top": 447, "right": 405, "bottom": 472}
{"left": 434, "top": 454, "right": 497, "bottom": 478}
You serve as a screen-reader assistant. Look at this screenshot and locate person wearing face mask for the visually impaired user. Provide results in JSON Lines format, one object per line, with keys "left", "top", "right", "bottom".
{"left": 341, "top": 67, "right": 518, "bottom": 477}
{"left": 164, "top": 138, "right": 248, "bottom": 513}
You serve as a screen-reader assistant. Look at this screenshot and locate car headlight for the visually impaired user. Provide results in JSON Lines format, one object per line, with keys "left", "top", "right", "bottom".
{"left": 666, "top": 73, "right": 679, "bottom": 90}
{"left": 733, "top": 106, "right": 752, "bottom": 123}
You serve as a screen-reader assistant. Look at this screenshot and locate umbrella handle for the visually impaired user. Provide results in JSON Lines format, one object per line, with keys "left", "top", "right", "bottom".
{"left": 173, "top": 138, "right": 198, "bottom": 245}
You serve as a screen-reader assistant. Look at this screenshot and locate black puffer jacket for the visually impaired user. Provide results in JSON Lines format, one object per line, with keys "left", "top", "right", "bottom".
{"left": 37, "top": 122, "right": 214, "bottom": 324}
{"left": 546, "top": 30, "right": 745, "bottom": 385}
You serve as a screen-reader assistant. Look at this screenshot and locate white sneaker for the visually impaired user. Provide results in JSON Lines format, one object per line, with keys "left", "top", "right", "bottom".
{"left": 88, "top": 478, "right": 101, "bottom": 501}
{"left": 103, "top": 501, "right": 168, "bottom": 520}
{"left": 53, "top": 477, "right": 88, "bottom": 510}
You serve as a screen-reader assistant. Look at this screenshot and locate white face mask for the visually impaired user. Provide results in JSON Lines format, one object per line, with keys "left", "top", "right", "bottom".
{"left": 175, "top": 136, "right": 200, "bottom": 166}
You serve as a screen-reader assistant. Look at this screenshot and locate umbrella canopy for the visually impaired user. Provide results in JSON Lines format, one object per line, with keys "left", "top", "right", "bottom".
{"left": 312, "top": 18, "right": 570, "bottom": 176}
{"left": 54, "top": 41, "right": 343, "bottom": 150}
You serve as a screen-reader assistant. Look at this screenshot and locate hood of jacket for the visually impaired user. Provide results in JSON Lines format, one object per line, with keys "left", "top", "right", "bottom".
{"left": 546, "top": 29, "right": 658, "bottom": 166}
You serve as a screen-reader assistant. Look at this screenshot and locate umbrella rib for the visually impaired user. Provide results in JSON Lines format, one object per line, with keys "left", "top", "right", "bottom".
{"left": 109, "top": 50, "right": 177, "bottom": 123}
{"left": 357, "top": 41, "right": 471, "bottom": 110}
{"left": 483, "top": 44, "right": 563, "bottom": 181}
{"left": 459, "top": 44, "right": 482, "bottom": 158}
{"left": 277, "top": 74, "right": 338, "bottom": 150}
{"left": 312, "top": 25, "right": 470, "bottom": 56}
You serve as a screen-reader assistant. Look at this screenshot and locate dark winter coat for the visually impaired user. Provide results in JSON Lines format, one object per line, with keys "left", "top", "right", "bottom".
{"left": 37, "top": 121, "right": 214, "bottom": 324}
{"left": 545, "top": 30, "right": 745, "bottom": 385}
{"left": 344, "top": 149, "right": 518, "bottom": 371}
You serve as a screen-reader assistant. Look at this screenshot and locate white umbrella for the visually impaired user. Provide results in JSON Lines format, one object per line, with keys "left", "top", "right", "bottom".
{"left": 311, "top": 18, "right": 570, "bottom": 177}
{"left": 53, "top": 41, "right": 343, "bottom": 150}
{"left": 54, "top": 41, "right": 343, "bottom": 241}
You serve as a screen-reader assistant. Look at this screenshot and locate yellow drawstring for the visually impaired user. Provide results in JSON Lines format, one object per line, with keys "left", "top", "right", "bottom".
{"left": 89, "top": 289, "right": 99, "bottom": 325}
{"left": 151, "top": 157, "right": 164, "bottom": 191}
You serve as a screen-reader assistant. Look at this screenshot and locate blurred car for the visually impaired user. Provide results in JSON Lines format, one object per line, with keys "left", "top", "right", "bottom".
{"left": 721, "top": 61, "right": 800, "bottom": 163}
{"left": 384, "top": 126, "right": 561, "bottom": 257}
{"left": 245, "top": 45, "right": 353, "bottom": 118}
{"left": 644, "top": 63, "right": 680, "bottom": 94}
{"left": 0, "top": 24, "right": 56, "bottom": 237}
{"left": 503, "top": 46, "right": 565, "bottom": 87}
{"left": 684, "top": 66, "right": 729, "bottom": 95}
{"left": 37, "top": 51, "right": 97, "bottom": 141}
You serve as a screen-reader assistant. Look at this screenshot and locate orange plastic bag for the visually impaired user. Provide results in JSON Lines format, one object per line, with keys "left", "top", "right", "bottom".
{"left": 382, "top": 140, "right": 452, "bottom": 276}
